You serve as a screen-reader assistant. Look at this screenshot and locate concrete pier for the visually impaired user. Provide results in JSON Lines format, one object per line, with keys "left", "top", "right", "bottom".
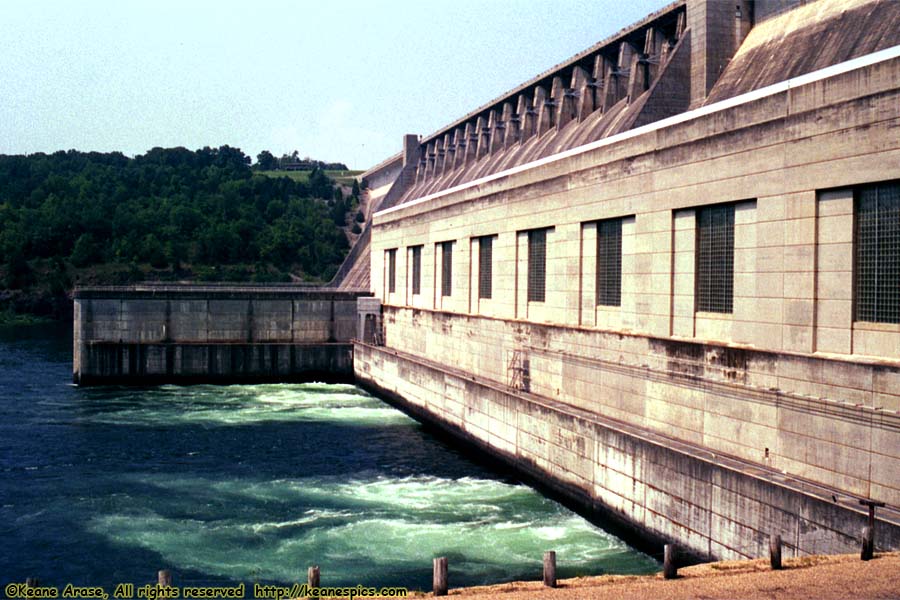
{"left": 73, "top": 285, "right": 370, "bottom": 385}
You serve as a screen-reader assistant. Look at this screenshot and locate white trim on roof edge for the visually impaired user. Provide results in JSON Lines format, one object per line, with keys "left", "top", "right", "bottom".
{"left": 375, "top": 44, "right": 900, "bottom": 219}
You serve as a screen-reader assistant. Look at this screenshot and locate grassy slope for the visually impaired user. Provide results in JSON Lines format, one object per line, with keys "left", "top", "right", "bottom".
{"left": 255, "top": 169, "right": 364, "bottom": 186}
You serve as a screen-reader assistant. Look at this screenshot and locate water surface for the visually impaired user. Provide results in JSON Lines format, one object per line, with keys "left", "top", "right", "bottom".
{"left": 0, "top": 324, "right": 657, "bottom": 592}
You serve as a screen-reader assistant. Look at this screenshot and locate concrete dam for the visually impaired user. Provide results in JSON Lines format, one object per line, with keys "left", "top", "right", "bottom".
{"left": 76, "top": 0, "right": 900, "bottom": 566}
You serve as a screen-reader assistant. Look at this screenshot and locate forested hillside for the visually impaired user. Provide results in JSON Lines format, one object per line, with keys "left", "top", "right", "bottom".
{"left": 0, "top": 146, "right": 355, "bottom": 320}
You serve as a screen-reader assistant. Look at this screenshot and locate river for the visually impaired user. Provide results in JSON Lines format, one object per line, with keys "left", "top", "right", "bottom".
{"left": 0, "top": 323, "right": 657, "bottom": 593}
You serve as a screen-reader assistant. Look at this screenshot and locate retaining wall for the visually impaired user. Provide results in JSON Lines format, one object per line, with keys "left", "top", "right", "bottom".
{"left": 354, "top": 341, "right": 900, "bottom": 561}
{"left": 73, "top": 286, "right": 369, "bottom": 385}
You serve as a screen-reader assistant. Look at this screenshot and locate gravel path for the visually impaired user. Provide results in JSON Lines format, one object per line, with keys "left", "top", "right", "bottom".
{"left": 435, "top": 553, "right": 900, "bottom": 600}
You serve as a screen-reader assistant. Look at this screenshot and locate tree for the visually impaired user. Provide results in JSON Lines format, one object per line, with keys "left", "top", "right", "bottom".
{"left": 70, "top": 233, "right": 101, "bottom": 267}
{"left": 255, "top": 150, "right": 277, "bottom": 171}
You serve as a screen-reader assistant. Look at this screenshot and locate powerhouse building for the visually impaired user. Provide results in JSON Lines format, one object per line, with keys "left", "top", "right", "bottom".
{"left": 341, "top": 0, "right": 900, "bottom": 560}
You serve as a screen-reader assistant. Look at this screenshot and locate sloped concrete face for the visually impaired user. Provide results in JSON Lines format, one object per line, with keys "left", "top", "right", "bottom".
{"left": 73, "top": 286, "right": 369, "bottom": 385}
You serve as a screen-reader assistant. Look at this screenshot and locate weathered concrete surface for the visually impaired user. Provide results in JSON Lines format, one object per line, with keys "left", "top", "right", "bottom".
{"left": 349, "top": 0, "right": 900, "bottom": 563}
{"left": 378, "top": 306, "right": 900, "bottom": 507}
{"left": 706, "top": 0, "right": 900, "bottom": 104}
{"left": 73, "top": 285, "right": 369, "bottom": 385}
{"left": 354, "top": 341, "right": 900, "bottom": 561}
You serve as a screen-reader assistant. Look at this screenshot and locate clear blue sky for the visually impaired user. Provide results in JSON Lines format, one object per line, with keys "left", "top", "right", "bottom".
{"left": 1, "top": 0, "right": 666, "bottom": 169}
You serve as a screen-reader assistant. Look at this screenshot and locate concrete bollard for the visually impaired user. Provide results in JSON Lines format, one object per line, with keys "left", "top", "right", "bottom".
{"left": 433, "top": 557, "right": 448, "bottom": 596}
{"left": 158, "top": 570, "right": 172, "bottom": 587}
{"left": 543, "top": 551, "right": 557, "bottom": 588}
{"left": 663, "top": 544, "right": 677, "bottom": 579}
{"left": 861, "top": 526, "right": 874, "bottom": 561}
{"left": 769, "top": 534, "right": 782, "bottom": 570}
{"left": 308, "top": 565, "right": 320, "bottom": 588}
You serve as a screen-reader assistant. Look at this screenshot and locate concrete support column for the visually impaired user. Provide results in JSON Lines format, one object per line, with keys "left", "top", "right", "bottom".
{"left": 475, "top": 115, "right": 491, "bottom": 160}
{"left": 441, "top": 133, "right": 454, "bottom": 176}
{"left": 626, "top": 42, "right": 643, "bottom": 101}
{"left": 535, "top": 86, "right": 553, "bottom": 136}
{"left": 451, "top": 127, "right": 465, "bottom": 171}
{"left": 423, "top": 142, "right": 436, "bottom": 180}
{"left": 489, "top": 110, "right": 505, "bottom": 154}
{"left": 415, "top": 153, "right": 427, "bottom": 184}
{"left": 502, "top": 102, "right": 519, "bottom": 148}
{"left": 634, "top": 27, "right": 664, "bottom": 93}
{"left": 687, "top": 0, "right": 745, "bottom": 107}
{"left": 518, "top": 94, "right": 536, "bottom": 142}
{"left": 675, "top": 8, "right": 686, "bottom": 38}
{"left": 402, "top": 134, "right": 421, "bottom": 169}
{"left": 433, "top": 138, "right": 445, "bottom": 175}
{"left": 464, "top": 121, "right": 479, "bottom": 165}
{"left": 565, "top": 66, "right": 589, "bottom": 124}
{"left": 571, "top": 66, "right": 592, "bottom": 121}
{"left": 602, "top": 45, "right": 631, "bottom": 110}
{"left": 590, "top": 55, "right": 610, "bottom": 113}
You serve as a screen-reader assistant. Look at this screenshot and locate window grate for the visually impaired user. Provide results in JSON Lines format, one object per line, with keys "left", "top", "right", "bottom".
{"left": 441, "top": 241, "right": 453, "bottom": 297}
{"left": 386, "top": 249, "right": 396, "bottom": 294}
{"left": 596, "top": 219, "right": 622, "bottom": 306}
{"left": 527, "top": 229, "right": 547, "bottom": 302}
{"left": 856, "top": 182, "right": 900, "bottom": 323}
{"left": 696, "top": 204, "right": 734, "bottom": 313}
{"left": 478, "top": 236, "right": 493, "bottom": 299}
{"left": 411, "top": 246, "right": 422, "bottom": 295}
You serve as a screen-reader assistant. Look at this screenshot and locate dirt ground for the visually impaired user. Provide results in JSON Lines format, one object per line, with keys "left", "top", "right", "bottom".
{"left": 418, "top": 553, "right": 900, "bottom": 599}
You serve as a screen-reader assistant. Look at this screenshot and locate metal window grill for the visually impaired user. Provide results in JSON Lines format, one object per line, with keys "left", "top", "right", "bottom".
{"left": 411, "top": 246, "right": 422, "bottom": 295}
{"left": 387, "top": 249, "right": 396, "bottom": 293}
{"left": 441, "top": 241, "right": 453, "bottom": 297}
{"left": 696, "top": 204, "right": 735, "bottom": 313}
{"left": 528, "top": 229, "right": 547, "bottom": 302}
{"left": 596, "top": 218, "right": 622, "bottom": 306}
{"left": 479, "top": 236, "right": 493, "bottom": 299}
{"left": 855, "top": 183, "right": 900, "bottom": 323}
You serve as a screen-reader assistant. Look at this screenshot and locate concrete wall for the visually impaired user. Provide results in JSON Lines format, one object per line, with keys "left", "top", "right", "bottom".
{"left": 355, "top": 342, "right": 900, "bottom": 561}
{"left": 365, "top": 32, "right": 900, "bottom": 555}
{"left": 379, "top": 306, "right": 900, "bottom": 505}
{"left": 73, "top": 286, "right": 369, "bottom": 385}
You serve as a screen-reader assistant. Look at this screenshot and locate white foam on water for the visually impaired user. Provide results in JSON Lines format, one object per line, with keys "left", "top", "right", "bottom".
{"left": 88, "top": 472, "right": 658, "bottom": 585}
{"left": 85, "top": 383, "right": 415, "bottom": 427}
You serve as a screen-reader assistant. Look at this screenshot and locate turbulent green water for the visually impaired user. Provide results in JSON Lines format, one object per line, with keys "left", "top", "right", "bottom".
{"left": 0, "top": 325, "right": 658, "bottom": 593}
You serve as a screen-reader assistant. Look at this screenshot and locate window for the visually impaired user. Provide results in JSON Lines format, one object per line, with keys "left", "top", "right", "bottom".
{"left": 696, "top": 203, "right": 734, "bottom": 313}
{"left": 440, "top": 241, "right": 454, "bottom": 297}
{"left": 596, "top": 218, "right": 622, "bottom": 306}
{"left": 527, "top": 228, "right": 548, "bottom": 302}
{"left": 855, "top": 182, "right": 900, "bottom": 323}
{"left": 386, "top": 249, "right": 397, "bottom": 294}
{"left": 410, "top": 245, "right": 422, "bottom": 295}
{"left": 478, "top": 236, "right": 494, "bottom": 299}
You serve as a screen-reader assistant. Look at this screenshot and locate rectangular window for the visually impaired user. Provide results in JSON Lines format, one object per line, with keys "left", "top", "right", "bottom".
{"left": 440, "top": 241, "right": 454, "bottom": 297}
{"left": 855, "top": 182, "right": 900, "bottom": 323}
{"left": 527, "top": 228, "right": 547, "bottom": 302}
{"left": 696, "top": 203, "right": 734, "bottom": 313}
{"left": 410, "top": 245, "right": 422, "bottom": 295}
{"left": 596, "top": 218, "right": 622, "bottom": 306}
{"left": 478, "top": 236, "right": 493, "bottom": 299}
{"left": 386, "top": 249, "right": 397, "bottom": 294}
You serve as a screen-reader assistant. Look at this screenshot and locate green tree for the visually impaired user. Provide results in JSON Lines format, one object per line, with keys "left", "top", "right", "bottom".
{"left": 255, "top": 150, "right": 278, "bottom": 171}
{"left": 70, "top": 233, "right": 101, "bottom": 267}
